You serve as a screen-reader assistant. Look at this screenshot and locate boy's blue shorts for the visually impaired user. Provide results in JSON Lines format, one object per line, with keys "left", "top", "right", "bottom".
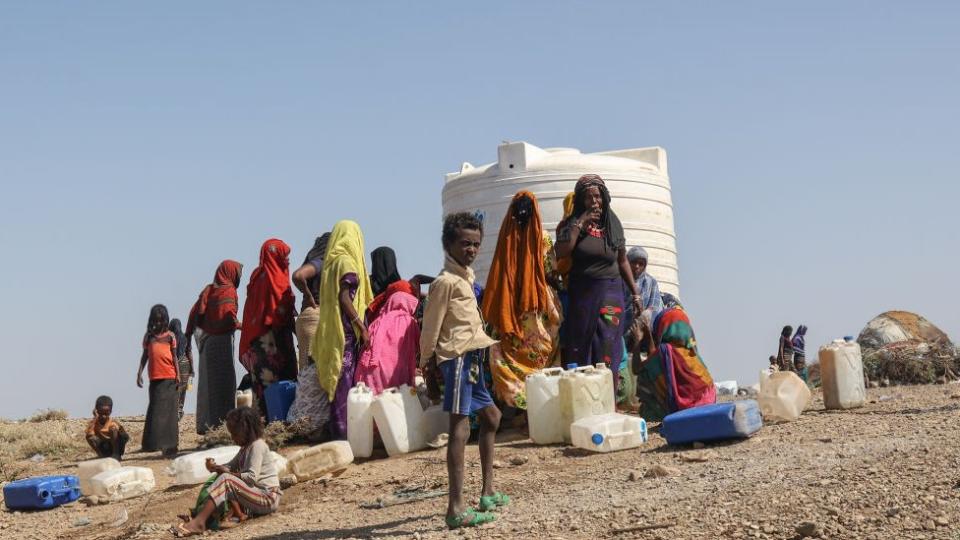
{"left": 440, "top": 349, "right": 494, "bottom": 416}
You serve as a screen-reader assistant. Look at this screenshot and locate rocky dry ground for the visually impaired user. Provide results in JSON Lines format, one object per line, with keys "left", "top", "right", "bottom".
{"left": 3, "top": 384, "right": 960, "bottom": 540}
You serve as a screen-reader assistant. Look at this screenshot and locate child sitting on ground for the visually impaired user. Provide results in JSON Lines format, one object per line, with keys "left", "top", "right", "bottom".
{"left": 420, "top": 212, "right": 507, "bottom": 530}
{"left": 85, "top": 395, "right": 129, "bottom": 461}
{"left": 172, "top": 407, "right": 280, "bottom": 537}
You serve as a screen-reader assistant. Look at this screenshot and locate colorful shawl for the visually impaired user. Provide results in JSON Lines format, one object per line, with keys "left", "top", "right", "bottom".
{"left": 637, "top": 307, "right": 715, "bottom": 421}
{"left": 487, "top": 232, "right": 562, "bottom": 408}
{"left": 482, "top": 191, "right": 551, "bottom": 339}
{"left": 186, "top": 260, "right": 242, "bottom": 336}
{"left": 312, "top": 220, "right": 373, "bottom": 398}
{"left": 239, "top": 239, "right": 295, "bottom": 365}
{"left": 355, "top": 291, "right": 420, "bottom": 394}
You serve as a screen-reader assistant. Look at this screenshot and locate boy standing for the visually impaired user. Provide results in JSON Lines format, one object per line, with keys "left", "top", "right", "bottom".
{"left": 420, "top": 212, "right": 507, "bottom": 529}
{"left": 86, "top": 395, "right": 130, "bottom": 460}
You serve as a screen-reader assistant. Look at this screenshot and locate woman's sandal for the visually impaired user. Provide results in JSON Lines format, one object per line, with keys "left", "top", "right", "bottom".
{"left": 478, "top": 492, "right": 510, "bottom": 512}
{"left": 445, "top": 508, "right": 496, "bottom": 529}
{"left": 170, "top": 523, "right": 202, "bottom": 538}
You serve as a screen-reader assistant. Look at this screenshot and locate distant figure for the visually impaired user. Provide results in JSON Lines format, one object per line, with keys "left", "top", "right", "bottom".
{"left": 420, "top": 212, "right": 503, "bottom": 529}
{"left": 137, "top": 304, "right": 180, "bottom": 457}
{"left": 778, "top": 326, "right": 795, "bottom": 373}
{"left": 768, "top": 355, "right": 779, "bottom": 370}
{"left": 635, "top": 307, "right": 716, "bottom": 421}
{"left": 168, "top": 319, "right": 192, "bottom": 421}
{"left": 292, "top": 233, "right": 331, "bottom": 371}
{"left": 482, "top": 192, "right": 561, "bottom": 410}
{"left": 555, "top": 175, "right": 642, "bottom": 395}
{"left": 792, "top": 325, "right": 808, "bottom": 381}
{"left": 240, "top": 239, "right": 299, "bottom": 416}
{"left": 312, "top": 221, "right": 374, "bottom": 440}
{"left": 369, "top": 246, "right": 403, "bottom": 297}
{"left": 186, "top": 260, "right": 242, "bottom": 434}
{"left": 85, "top": 395, "right": 129, "bottom": 461}
{"left": 172, "top": 407, "right": 280, "bottom": 536}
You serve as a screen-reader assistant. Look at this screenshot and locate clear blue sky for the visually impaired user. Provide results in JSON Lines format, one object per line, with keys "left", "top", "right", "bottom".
{"left": 2, "top": 2, "right": 957, "bottom": 419}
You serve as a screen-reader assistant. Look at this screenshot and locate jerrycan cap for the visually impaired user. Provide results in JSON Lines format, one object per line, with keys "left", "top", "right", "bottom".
{"left": 566, "top": 363, "right": 578, "bottom": 370}
{"left": 591, "top": 433, "right": 604, "bottom": 445}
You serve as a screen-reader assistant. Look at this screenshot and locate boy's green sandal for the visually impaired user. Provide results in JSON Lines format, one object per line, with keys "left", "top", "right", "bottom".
{"left": 478, "top": 492, "right": 510, "bottom": 512}
{"left": 446, "top": 509, "right": 496, "bottom": 530}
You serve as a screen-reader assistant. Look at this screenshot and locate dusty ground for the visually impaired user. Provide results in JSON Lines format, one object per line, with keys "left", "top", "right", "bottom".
{"left": 3, "top": 385, "right": 960, "bottom": 540}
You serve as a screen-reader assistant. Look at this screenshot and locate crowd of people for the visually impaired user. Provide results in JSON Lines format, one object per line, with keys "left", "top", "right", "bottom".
{"left": 93, "top": 174, "right": 720, "bottom": 534}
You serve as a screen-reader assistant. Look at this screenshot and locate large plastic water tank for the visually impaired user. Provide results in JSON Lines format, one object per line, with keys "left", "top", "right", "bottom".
{"left": 442, "top": 142, "right": 679, "bottom": 296}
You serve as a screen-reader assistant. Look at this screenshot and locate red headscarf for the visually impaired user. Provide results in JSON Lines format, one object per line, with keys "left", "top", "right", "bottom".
{"left": 482, "top": 191, "right": 550, "bottom": 338}
{"left": 366, "top": 279, "right": 418, "bottom": 322}
{"left": 239, "top": 239, "right": 295, "bottom": 361}
{"left": 186, "top": 260, "right": 242, "bottom": 336}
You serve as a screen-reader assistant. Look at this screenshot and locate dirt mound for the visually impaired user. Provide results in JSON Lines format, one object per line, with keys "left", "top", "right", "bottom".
{"left": 858, "top": 311, "right": 957, "bottom": 384}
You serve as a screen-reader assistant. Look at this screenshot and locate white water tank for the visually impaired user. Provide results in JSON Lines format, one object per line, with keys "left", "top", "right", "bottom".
{"left": 442, "top": 142, "right": 679, "bottom": 296}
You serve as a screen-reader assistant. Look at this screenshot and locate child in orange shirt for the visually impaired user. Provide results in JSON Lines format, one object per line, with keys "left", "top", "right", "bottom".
{"left": 85, "top": 395, "right": 129, "bottom": 460}
{"left": 137, "top": 304, "right": 181, "bottom": 457}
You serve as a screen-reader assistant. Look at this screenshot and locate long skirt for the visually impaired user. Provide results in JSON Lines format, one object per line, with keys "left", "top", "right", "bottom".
{"left": 329, "top": 325, "right": 358, "bottom": 440}
{"left": 295, "top": 306, "right": 321, "bottom": 371}
{"left": 563, "top": 275, "right": 625, "bottom": 395}
{"left": 286, "top": 362, "right": 331, "bottom": 441}
{"left": 142, "top": 379, "right": 179, "bottom": 452}
{"left": 196, "top": 332, "right": 237, "bottom": 435}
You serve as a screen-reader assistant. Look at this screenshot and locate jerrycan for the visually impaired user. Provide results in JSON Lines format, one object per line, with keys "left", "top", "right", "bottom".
{"left": 559, "top": 365, "right": 615, "bottom": 443}
{"left": 78, "top": 457, "right": 120, "bottom": 496}
{"left": 758, "top": 371, "right": 811, "bottom": 422}
{"left": 819, "top": 339, "right": 867, "bottom": 410}
{"left": 89, "top": 467, "right": 155, "bottom": 502}
{"left": 286, "top": 441, "right": 354, "bottom": 482}
{"left": 570, "top": 413, "right": 648, "bottom": 453}
{"left": 526, "top": 367, "right": 565, "bottom": 445}
{"left": 420, "top": 404, "right": 449, "bottom": 444}
{"left": 371, "top": 385, "right": 427, "bottom": 456}
{"left": 347, "top": 383, "right": 375, "bottom": 458}
{"left": 167, "top": 446, "right": 240, "bottom": 485}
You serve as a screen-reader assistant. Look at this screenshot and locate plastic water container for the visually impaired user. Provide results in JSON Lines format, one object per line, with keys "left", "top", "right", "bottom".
{"left": 88, "top": 467, "right": 155, "bottom": 502}
{"left": 758, "top": 371, "right": 811, "bottom": 422}
{"left": 371, "top": 385, "right": 427, "bottom": 456}
{"left": 3, "top": 475, "right": 81, "bottom": 510}
{"left": 78, "top": 457, "right": 120, "bottom": 496}
{"left": 570, "top": 413, "right": 648, "bottom": 453}
{"left": 559, "top": 366, "right": 615, "bottom": 442}
{"left": 526, "top": 367, "right": 565, "bottom": 445}
{"left": 286, "top": 441, "right": 354, "bottom": 482}
{"left": 167, "top": 446, "right": 240, "bottom": 485}
{"left": 270, "top": 451, "right": 289, "bottom": 477}
{"left": 347, "top": 383, "right": 375, "bottom": 458}
{"left": 819, "top": 340, "right": 867, "bottom": 410}
{"left": 265, "top": 381, "right": 297, "bottom": 423}
{"left": 236, "top": 389, "right": 253, "bottom": 408}
{"left": 661, "top": 400, "right": 763, "bottom": 445}
{"left": 420, "top": 404, "right": 449, "bottom": 443}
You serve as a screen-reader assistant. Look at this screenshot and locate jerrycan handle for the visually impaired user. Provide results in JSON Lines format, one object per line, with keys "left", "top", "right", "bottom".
{"left": 571, "top": 366, "right": 595, "bottom": 374}
{"left": 540, "top": 367, "right": 564, "bottom": 376}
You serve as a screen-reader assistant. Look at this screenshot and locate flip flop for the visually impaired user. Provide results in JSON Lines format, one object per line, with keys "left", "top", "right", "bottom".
{"left": 170, "top": 523, "right": 202, "bottom": 538}
{"left": 445, "top": 508, "right": 496, "bottom": 530}
{"left": 478, "top": 492, "right": 510, "bottom": 512}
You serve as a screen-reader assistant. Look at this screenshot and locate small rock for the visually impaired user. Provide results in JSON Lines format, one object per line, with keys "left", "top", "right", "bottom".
{"left": 680, "top": 451, "right": 714, "bottom": 463}
{"left": 509, "top": 456, "right": 529, "bottom": 466}
{"left": 881, "top": 378, "right": 890, "bottom": 387}
{"left": 818, "top": 437, "right": 833, "bottom": 443}
{"left": 413, "top": 532, "right": 422, "bottom": 540}
{"left": 692, "top": 442, "right": 706, "bottom": 449}
{"left": 492, "top": 460, "right": 506, "bottom": 469}
{"left": 924, "top": 520, "right": 936, "bottom": 531}
{"left": 645, "top": 465, "right": 679, "bottom": 478}
{"left": 885, "top": 507, "right": 900, "bottom": 518}
{"left": 796, "top": 521, "right": 820, "bottom": 538}
{"left": 826, "top": 507, "right": 840, "bottom": 516}
{"left": 628, "top": 470, "right": 642, "bottom": 482}
{"left": 868, "top": 380, "right": 879, "bottom": 388}
{"left": 935, "top": 517, "right": 949, "bottom": 527}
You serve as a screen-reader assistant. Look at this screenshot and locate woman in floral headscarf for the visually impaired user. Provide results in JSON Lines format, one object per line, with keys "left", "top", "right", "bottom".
{"left": 239, "top": 239, "right": 298, "bottom": 414}
{"left": 482, "top": 191, "right": 561, "bottom": 409}
{"left": 555, "top": 175, "right": 642, "bottom": 396}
